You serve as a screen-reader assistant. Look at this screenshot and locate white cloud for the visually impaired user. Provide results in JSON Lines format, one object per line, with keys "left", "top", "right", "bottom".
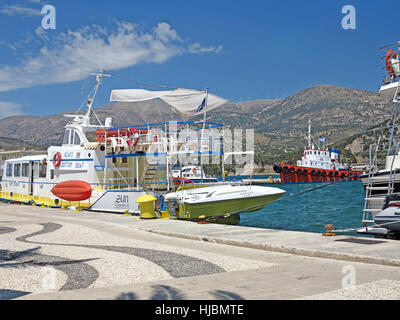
{"left": 0, "top": 22, "right": 183, "bottom": 92}
{"left": 0, "top": 101, "right": 25, "bottom": 119}
{"left": 153, "top": 22, "right": 183, "bottom": 43}
{"left": 34, "top": 26, "right": 49, "bottom": 41}
{"left": 188, "top": 42, "right": 223, "bottom": 54}
{"left": 0, "top": 21, "right": 223, "bottom": 93}
{"left": 0, "top": 4, "right": 42, "bottom": 17}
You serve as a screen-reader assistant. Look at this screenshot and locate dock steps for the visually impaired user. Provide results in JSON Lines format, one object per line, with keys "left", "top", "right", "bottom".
{"left": 366, "top": 186, "right": 391, "bottom": 190}
{"left": 364, "top": 197, "right": 386, "bottom": 201}
{"left": 362, "top": 208, "right": 382, "bottom": 213}
{"left": 361, "top": 219, "right": 376, "bottom": 223}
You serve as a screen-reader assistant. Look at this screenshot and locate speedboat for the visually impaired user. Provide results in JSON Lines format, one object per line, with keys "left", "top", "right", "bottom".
{"left": 374, "top": 206, "right": 400, "bottom": 233}
{"left": 164, "top": 184, "right": 286, "bottom": 224}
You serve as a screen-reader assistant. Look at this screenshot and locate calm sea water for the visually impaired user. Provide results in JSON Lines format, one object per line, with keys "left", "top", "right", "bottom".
{"left": 227, "top": 175, "right": 366, "bottom": 235}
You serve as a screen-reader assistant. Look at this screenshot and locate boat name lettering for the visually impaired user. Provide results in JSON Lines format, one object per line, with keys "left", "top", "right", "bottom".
{"left": 75, "top": 162, "right": 84, "bottom": 169}
{"left": 63, "top": 152, "right": 74, "bottom": 158}
{"left": 61, "top": 162, "right": 73, "bottom": 168}
{"left": 115, "top": 194, "right": 129, "bottom": 209}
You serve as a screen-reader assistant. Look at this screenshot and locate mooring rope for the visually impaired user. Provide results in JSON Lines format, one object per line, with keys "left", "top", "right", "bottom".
{"left": 332, "top": 219, "right": 400, "bottom": 233}
{"left": 194, "top": 182, "right": 336, "bottom": 223}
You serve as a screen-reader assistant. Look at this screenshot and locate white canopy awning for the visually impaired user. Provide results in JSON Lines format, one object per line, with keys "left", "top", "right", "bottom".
{"left": 379, "top": 81, "right": 399, "bottom": 93}
{"left": 110, "top": 88, "right": 228, "bottom": 117}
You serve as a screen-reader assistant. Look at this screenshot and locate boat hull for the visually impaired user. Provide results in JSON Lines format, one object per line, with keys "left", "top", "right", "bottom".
{"left": 374, "top": 207, "right": 400, "bottom": 232}
{"left": 360, "top": 170, "right": 400, "bottom": 195}
{"left": 274, "top": 164, "right": 362, "bottom": 184}
{"left": 180, "top": 192, "right": 284, "bottom": 224}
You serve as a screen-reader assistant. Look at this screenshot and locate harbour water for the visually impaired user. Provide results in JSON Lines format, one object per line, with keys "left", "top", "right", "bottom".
{"left": 230, "top": 175, "right": 365, "bottom": 235}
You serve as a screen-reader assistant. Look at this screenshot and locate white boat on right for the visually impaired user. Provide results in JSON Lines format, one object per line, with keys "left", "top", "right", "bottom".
{"left": 358, "top": 41, "right": 400, "bottom": 238}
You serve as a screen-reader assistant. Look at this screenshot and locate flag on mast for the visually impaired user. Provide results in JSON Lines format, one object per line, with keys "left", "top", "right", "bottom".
{"left": 197, "top": 97, "right": 206, "bottom": 113}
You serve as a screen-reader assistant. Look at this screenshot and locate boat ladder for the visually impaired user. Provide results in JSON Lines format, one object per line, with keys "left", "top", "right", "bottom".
{"left": 362, "top": 137, "right": 386, "bottom": 225}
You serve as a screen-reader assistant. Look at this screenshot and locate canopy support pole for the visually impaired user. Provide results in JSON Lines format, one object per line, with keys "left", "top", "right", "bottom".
{"left": 200, "top": 88, "right": 209, "bottom": 155}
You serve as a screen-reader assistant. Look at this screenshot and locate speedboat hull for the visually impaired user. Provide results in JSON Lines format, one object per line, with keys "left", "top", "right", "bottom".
{"left": 374, "top": 206, "right": 400, "bottom": 232}
{"left": 183, "top": 192, "right": 284, "bottom": 224}
{"left": 164, "top": 185, "right": 286, "bottom": 224}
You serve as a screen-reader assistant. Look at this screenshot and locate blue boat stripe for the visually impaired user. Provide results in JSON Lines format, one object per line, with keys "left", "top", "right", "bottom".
{"left": 106, "top": 151, "right": 223, "bottom": 158}
{"left": 1, "top": 179, "right": 168, "bottom": 186}
{"left": 61, "top": 158, "right": 94, "bottom": 161}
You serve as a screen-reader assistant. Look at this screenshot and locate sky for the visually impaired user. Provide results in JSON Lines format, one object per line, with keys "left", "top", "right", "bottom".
{"left": 0, "top": 0, "right": 399, "bottom": 119}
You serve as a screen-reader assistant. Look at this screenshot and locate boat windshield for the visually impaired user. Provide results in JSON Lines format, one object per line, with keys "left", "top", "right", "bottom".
{"left": 62, "top": 130, "right": 70, "bottom": 145}
{"left": 85, "top": 131, "right": 97, "bottom": 143}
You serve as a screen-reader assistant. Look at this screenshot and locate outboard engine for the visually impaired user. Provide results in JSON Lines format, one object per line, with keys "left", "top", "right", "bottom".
{"left": 382, "top": 194, "right": 400, "bottom": 210}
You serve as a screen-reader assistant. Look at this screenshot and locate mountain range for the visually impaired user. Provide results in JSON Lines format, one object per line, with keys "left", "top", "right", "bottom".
{"left": 0, "top": 84, "right": 395, "bottom": 166}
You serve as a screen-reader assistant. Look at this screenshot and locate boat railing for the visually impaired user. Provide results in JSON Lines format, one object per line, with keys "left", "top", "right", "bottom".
{"left": 92, "top": 181, "right": 168, "bottom": 191}
{"left": 101, "top": 121, "right": 224, "bottom": 154}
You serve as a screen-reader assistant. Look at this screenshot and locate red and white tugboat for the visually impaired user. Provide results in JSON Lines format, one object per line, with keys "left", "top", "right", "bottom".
{"left": 273, "top": 120, "right": 363, "bottom": 183}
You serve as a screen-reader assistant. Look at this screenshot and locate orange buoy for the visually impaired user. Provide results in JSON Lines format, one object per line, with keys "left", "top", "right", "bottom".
{"left": 53, "top": 152, "right": 62, "bottom": 167}
{"left": 386, "top": 50, "right": 398, "bottom": 79}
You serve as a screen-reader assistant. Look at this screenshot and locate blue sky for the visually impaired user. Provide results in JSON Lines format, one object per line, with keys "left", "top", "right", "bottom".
{"left": 0, "top": 0, "right": 399, "bottom": 118}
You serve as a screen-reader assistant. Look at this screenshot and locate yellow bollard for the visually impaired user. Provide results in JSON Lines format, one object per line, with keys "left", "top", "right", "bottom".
{"left": 123, "top": 209, "right": 132, "bottom": 216}
{"left": 136, "top": 195, "right": 157, "bottom": 219}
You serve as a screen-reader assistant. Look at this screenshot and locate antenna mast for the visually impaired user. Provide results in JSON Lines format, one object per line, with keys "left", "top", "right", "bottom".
{"left": 85, "top": 70, "right": 110, "bottom": 118}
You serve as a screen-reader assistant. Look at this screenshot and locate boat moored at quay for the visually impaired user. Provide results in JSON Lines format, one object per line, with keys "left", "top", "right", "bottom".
{"left": 0, "top": 71, "right": 285, "bottom": 224}
{"left": 273, "top": 120, "right": 363, "bottom": 183}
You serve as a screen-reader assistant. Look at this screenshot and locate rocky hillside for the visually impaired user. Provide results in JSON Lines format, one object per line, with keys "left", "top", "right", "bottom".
{"left": 0, "top": 84, "right": 395, "bottom": 166}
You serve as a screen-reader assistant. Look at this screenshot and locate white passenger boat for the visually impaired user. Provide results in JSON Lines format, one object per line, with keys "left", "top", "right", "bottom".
{"left": 0, "top": 71, "right": 228, "bottom": 214}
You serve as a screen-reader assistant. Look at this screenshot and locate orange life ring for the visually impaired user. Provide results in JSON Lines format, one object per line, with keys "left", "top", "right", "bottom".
{"left": 192, "top": 167, "right": 197, "bottom": 174}
{"left": 386, "top": 50, "right": 398, "bottom": 79}
{"left": 53, "top": 152, "right": 62, "bottom": 167}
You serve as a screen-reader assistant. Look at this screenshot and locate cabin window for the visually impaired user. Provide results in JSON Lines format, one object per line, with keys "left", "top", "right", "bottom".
{"left": 22, "top": 163, "right": 29, "bottom": 177}
{"left": 39, "top": 161, "right": 47, "bottom": 178}
{"left": 50, "top": 169, "right": 54, "bottom": 179}
{"left": 14, "top": 163, "right": 21, "bottom": 177}
{"left": 63, "top": 130, "right": 71, "bottom": 145}
{"left": 73, "top": 131, "right": 81, "bottom": 145}
{"left": 33, "top": 161, "right": 39, "bottom": 178}
{"left": 85, "top": 131, "right": 96, "bottom": 143}
{"left": 6, "top": 163, "right": 12, "bottom": 177}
